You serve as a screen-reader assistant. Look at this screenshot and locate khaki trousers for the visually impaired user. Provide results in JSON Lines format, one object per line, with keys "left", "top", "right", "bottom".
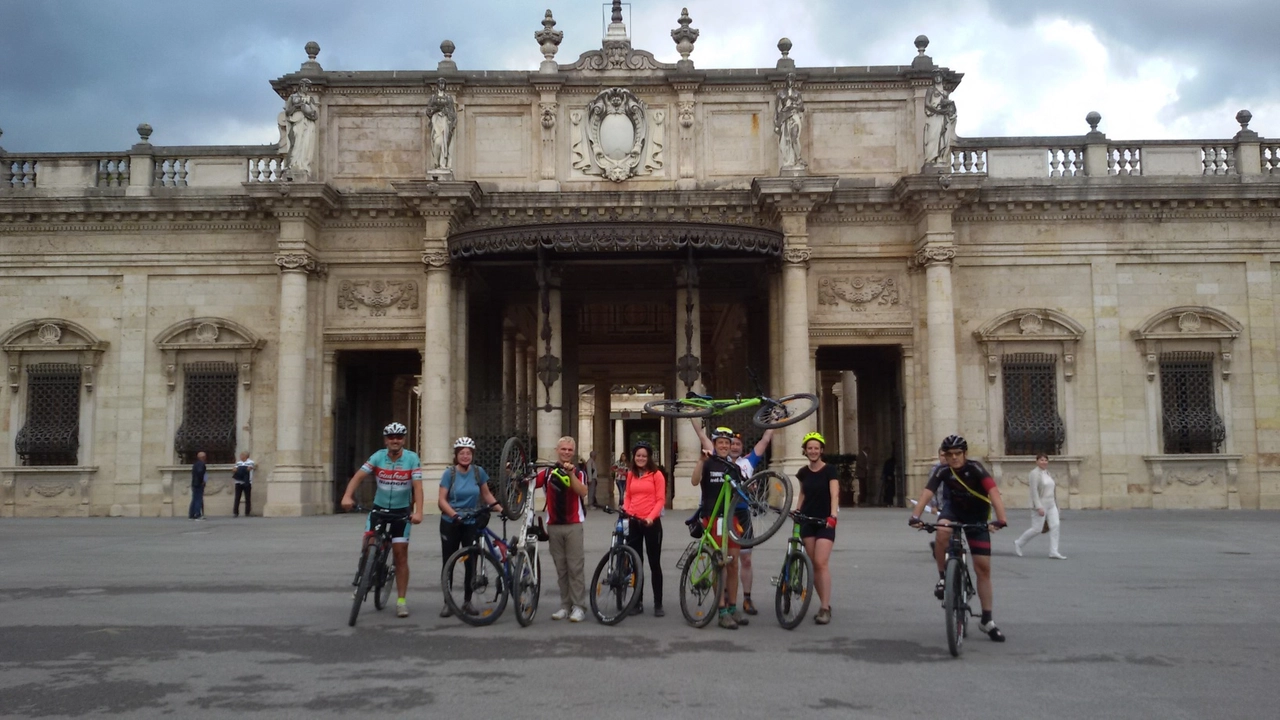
{"left": 547, "top": 523, "right": 586, "bottom": 610}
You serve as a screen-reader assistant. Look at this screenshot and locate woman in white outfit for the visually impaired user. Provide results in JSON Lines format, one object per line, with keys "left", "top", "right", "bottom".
{"left": 1014, "top": 454, "right": 1066, "bottom": 559}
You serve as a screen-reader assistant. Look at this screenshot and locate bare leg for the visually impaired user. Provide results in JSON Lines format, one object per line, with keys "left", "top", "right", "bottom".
{"left": 393, "top": 542, "right": 410, "bottom": 599}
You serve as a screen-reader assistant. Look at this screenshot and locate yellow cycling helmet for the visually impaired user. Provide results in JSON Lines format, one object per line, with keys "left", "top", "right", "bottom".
{"left": 801, "top": 431, "right": 826, "bottom": 449}
{"left": 711, "top": 426, "right": 734, "bottom": 440}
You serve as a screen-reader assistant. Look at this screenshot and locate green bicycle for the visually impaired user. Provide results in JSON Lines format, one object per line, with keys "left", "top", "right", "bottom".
{"left": 643, "top": 384, "right": 817, "bottom": 430}
{"left": 677, "top": 457, "right": 793, "bottom": 627}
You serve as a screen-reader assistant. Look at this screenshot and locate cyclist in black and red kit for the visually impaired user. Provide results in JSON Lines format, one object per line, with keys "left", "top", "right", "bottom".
{"left": 909, "top": 435, "right": 1009, "bottom": 641}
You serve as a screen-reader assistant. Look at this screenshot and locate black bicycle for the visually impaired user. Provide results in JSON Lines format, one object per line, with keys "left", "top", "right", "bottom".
{"left": 774, "top": 512, "right": 822, "bottom": 629}
{"left": 348, "top": 507, "right": 411, "bottom": 627}
{"left": 589, "top": 507, "right": 643, "bottom": 625}
{"left": 914, "top": 521, "right": 989, "bottom": 657}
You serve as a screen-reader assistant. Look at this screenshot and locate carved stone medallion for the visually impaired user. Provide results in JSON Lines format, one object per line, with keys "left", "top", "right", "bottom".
{"left": 1018, "top": 313, "right": 1044, "bottom": 334}
{"left": 585, "top": 88, "right": 649, "bottom": 182}
{"left": 817, "top": 276, "right": 900, "bottom": 311}
{"left": 1178, "top": 311, "right": 1202, "bottom": 332}
{"left": 337, "top": 280, "right": 421, "bottom": 317}
{"left": 194, "top": 322, "right": 220, "bottom": 342}
{"left": 36, "top": 323, "right": 62, "bottom": 344}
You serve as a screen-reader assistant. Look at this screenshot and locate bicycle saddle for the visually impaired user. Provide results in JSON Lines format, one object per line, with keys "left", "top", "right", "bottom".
{"left": 685, "top": 390, "right": 714, "bottom": 400}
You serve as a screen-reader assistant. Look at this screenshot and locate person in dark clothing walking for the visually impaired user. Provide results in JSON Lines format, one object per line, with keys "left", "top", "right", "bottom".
{"left": 189, "top": 451, "right": 207, "bottom": 520}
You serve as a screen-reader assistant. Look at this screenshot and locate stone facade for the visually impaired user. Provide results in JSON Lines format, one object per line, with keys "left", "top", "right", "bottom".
{"left": 2, "top": 8, "right": 1278, "bottom": 517}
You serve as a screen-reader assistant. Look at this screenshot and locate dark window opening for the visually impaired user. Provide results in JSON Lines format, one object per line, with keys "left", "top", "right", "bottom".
{"left": 15, "top": 363, "right": 82, "bottom": 466}
{"left": 1003, "top": 352, "right": 1064, "bottom": 456}
{"left": 175, "top": 362, "right": 237, "bottom": 464}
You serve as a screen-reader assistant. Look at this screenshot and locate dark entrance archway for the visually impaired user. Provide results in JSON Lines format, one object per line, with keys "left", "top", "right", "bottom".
{"left": 330, "top": 349, "right": 422, "bottom": 510}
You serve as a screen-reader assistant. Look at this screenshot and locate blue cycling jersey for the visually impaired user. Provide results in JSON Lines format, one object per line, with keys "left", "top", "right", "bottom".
{"left": 361, "top": 448, "right": 423, "bottom": 509}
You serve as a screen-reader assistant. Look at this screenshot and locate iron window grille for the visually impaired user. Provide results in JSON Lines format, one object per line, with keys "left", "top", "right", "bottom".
{"left": 1159, "top": 351, "right": 1224, "bottom": 454}
{"left": 15, "top": 362, "right": 82, "bottom": 466}
{"left": 1002, "top": 352, "right": 1065, "bottom": 456}
{"left": 175, "top": 362, "right": 237, "bottom": 464}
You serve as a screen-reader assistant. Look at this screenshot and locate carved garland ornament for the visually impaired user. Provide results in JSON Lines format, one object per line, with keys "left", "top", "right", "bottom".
{"left": 817, "top": 276, "right": 900, "bottom": 311}
{"left": 585, "top": 88, "right": 649, "bottom": 182}
{"left": 337, "top": 280, "right": 420, "bottom": 317}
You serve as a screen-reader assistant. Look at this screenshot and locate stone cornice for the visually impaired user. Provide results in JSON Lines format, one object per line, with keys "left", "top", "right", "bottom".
{"left": 892, "top": 173, "right": 985, "bottom": 217}
{"left": 393, "top": 180, "right": 483, "bottom": 220}
{"left": 245, "top": 182, "right": 341, "bottom": 222}
{"left": 751, "top": 175, "right": 840, "bottom": 214}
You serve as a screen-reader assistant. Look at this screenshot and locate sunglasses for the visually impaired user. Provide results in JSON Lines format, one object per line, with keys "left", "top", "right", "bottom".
{"left": 942, "top": 450, "right": 965, "bottom": 458}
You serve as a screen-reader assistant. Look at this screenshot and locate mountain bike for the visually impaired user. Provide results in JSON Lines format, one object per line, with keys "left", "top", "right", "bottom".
{"left": 642, "top": 369, "right": 818, "bottom": 430}
{"left": 678, "top": 457, "right": 793, "bottom": 627}
{"left": 915, "top": 521, "right": 988, "bottom": 657}
{"left": 773, "top": 512, "right": 822, "bottom": 629}
{"left": 348, "top": 506, "right": 411, "bottom": 627}
{"left": 589, "top": 507, "right": 643, "bottom": 625}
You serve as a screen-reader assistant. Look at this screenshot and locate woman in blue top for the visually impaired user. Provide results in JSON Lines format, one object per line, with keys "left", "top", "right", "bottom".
{"left": 437, "top": 436, "right": 501, "bottom": 617}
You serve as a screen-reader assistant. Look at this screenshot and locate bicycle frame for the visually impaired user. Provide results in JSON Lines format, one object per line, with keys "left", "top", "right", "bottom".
{"left": 687, "top": 458, "right": 747, "bottom": 582}
{"left": 679, "top": 394, "right": 764, "bottom": 416}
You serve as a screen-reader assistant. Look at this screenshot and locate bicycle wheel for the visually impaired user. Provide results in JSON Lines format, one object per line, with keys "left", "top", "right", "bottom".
{"left": 348, "top": 543, "right": 376, "bottom": 627}
{"left": 512, "top": 547, "right": 541, "bottom": 627}
{"left": 751, "top": 393, "right": 819, "bottom": 429}
{"left": 589, "top": 545, "right": 642, "bottom": 625}
{"left": 643, "top": 398, "right": 714, "bottom": 419}
{"left": 730, "top": 470, "right": 792, "bottom": 548}
{"left": 679, "top": 547, "right": 722, "bottom": 628}
{"left": 774, "top": 551, "right": 814, "bottom": 630}
{"left": 497, "top": 437, "right": 530, "bottom": 521}
{"left": 442, "top": 545, "right": 508, "bottom": 627}
{"left": 944, "top": 558, "right": 965, "bottom": 657}
{"left": 373, "top": 544, "right": 394, "bottom": 611}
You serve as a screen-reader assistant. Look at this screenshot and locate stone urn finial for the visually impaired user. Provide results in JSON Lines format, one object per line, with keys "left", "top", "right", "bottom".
{"left": 301, "top": 41, "right": 322, "bottom": 72}
{"left": 1237, "top": 109, "right": 1252, "bottom": 131}
{"left": 911, "top": 34, "right": 934, "bottom": 69}
{"left": 137, "top": 123, "right": 153, "bottom": 144}
{"left": 671, "top": 8, "right": 699, "bottom": 70}
{"left": 776, "top": 37, "right": 795, "bottom": 69}
{"left": 535, "top": 9, "right": 564, "bottom": 73}
{"left": 1086, "top": 111, "right": 1102, "bottom": 132}
{"left": 439, "top": 39, "right": 458, "bottom": 71}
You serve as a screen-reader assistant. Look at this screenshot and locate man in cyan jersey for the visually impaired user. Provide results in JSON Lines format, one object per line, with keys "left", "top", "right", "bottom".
{"left": 341, "top": 422, "right": 423, "bottom": 618}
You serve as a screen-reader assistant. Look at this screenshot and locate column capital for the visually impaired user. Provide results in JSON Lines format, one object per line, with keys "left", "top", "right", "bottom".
{"left": 913, "top": 245, "right": 956, "bottom": 268}
{"left": 275, "top": 251, "right": 325, "bottom": 275}
{"left": 421, "top": 250, "right": 450, "bottom": 269}
{"left": 783, "top": 246, "right": 812, "bottom": 266}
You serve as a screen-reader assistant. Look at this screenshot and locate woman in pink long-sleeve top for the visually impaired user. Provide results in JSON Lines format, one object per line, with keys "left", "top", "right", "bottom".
{"left": 622, "top": 440, "right": 667, "bottom": 617}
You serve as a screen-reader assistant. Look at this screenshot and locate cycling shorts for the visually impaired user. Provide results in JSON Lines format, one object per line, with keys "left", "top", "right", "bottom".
{"left": 939, "top": 514, "right": 989, "bottom": 556}
{"left": 702, "top": 513, "right": 743, "bottom": 555}
{"left": 367, "top": 506, "right": 412, "bottom": 544}
{"left": 733, "top": 506, "right": 754, "bottom": 554}
{"left": 799, "top": 524, "right": 836, "bottom": 543}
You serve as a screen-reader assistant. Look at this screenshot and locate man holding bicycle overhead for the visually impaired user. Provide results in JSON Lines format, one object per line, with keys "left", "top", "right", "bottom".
{"left": 693, "top": 421, "right": 774, "bottom": 621}
{"left": 535, "top": 436, "right": 589, "bottom": 623}
{"left": 908, "top": 435, "right": 1009, "bottom": 641}
{"left": 340, "top": 422, "right": 423, "bottom": 619}
{"left": 692, "top": 427, "right": 749, "bottom": 630}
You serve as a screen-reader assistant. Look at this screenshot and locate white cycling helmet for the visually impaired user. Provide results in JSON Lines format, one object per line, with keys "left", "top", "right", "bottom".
{"left": 453, "top": 436, "right": 477, "bottom": 450}
{"left": 383, "top": 422, "right": 408, "bottom": 436}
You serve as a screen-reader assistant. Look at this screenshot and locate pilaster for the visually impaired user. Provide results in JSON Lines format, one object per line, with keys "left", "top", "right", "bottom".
{"left": 671, "top": 78, "right": 703, "bottom": 190}
{"left": 672, "top": 262, "right": 704, "bottom": 507}
{"left": 535, "top": 267, "right": 563, "bottom": 463}
{"left": 532, "top": 79, "right": 564, "bottom": 191}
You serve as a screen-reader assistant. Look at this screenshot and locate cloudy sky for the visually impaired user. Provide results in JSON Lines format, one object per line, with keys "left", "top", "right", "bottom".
{"left": 0, "top": 0, "right": 1272, "bottom": 152}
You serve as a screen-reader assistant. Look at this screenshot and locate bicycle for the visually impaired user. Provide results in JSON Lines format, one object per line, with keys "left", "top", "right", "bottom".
{"left": 773, "top": 512, "right": 823, "bottom": 630}
{"left": 589, "top": 507, "right": 643, "bottom": 625}
{"left": 677, "top": 457, "right": 793, "bottom": 627}
{"left": 914, "top": 521, "right": 989, "bottom": 657}
{"left": 347, "top": 506, "right": 411, "bottom": 627}
{"left": 642, "top": 369, "right": 818, "bottom": 430}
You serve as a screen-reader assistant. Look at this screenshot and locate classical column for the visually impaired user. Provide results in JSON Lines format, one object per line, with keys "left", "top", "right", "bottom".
{"left": 501, "top": 323, "right": 516, "bottom": 432}
{"left": 614, "top": 418, "right": 625, "bottom": 459}
{"left": 779, "top": 242, "right": 815, "bottom": 476}
{"left": 266, "top": 250, "right": 322, "bottom": 517}
{"left": 534, "top": 269, "right": 563, "bottom": 462}
{"left": 525, "top": 341, "right": 536, "bottom": 440}
{"left": 452, "top": 271, "right": 469, "bottom": 437}
{"left": 918, "top": 245, "right": 959, "bottom": 441}
{"left": 593, "top": 382, "right": 613, "bottom": 508}
{"left": 839, "top": 370, "right": 858, "bottom": 454}
{"left": 421, "top": 250, "right": 454, "bottom": 480}
{"left": 672, "top": 268, "right": 704, "bottom": 508}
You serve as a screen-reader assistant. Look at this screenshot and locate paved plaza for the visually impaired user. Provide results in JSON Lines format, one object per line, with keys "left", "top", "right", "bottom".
{"left": 0, "top": 509, "right": 1275, "bottom": 719}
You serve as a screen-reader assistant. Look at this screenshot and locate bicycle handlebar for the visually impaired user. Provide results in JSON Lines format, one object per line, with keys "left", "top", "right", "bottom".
{"left": 351, "top": 506, "right": 413, "bottom": 517}
{"left": 911, "top": 520, "right": 1005, "bottom": 533}
{"left": 600, "top": 506, "right": 639, "bottom": 521}
{"left": 789, "top": 511, "right": 827, "bottom": 526}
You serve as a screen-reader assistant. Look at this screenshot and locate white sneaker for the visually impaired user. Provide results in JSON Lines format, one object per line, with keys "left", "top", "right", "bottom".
{"left": 1013, "top": 540, "right": 1023, "bottom": 557}
{"left": 1050, "top": 552, "right": 1068, "bottom": 560}
{"left": 551, "top": 608, "right": 569, "bottom": 621}
{"left": 569, "top": 606, "right": 586, "bottom": 623}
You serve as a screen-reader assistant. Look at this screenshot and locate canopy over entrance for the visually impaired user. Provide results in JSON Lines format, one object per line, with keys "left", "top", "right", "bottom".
{"left": 448, "top": 222, "right": 784, "bottom": 261}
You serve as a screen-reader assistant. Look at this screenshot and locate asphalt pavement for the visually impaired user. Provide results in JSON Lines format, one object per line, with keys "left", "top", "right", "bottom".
{"left": 0, "top": 508, "right": 1275, "bottom": 719}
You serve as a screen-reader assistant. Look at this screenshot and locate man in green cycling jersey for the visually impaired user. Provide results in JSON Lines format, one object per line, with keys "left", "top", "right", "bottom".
{"left": 341, "top": 422, "right": 423, "bottom": 618}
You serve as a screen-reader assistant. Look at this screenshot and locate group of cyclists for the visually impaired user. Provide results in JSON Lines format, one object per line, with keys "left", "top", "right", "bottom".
{"left": 339, "top": 420, "right": 1011, "bottom": 643}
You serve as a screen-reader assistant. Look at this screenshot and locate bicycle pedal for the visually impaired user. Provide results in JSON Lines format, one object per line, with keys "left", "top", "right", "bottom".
{"left": 769, "top": 576, "right": 780, "bottom": 586}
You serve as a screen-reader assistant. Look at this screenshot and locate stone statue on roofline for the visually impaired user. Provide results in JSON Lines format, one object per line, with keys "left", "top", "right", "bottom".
{"left": 278, "top": 79, "right": 319, "bottom": 181}
{"left": 425, "top": 77, "right": 458, "bottom": 172}
{"left": 922, "top": 71, "right": 958, "bottom": 168}
{"left": 775, "top": 73, "right": 806, "bottom": 172}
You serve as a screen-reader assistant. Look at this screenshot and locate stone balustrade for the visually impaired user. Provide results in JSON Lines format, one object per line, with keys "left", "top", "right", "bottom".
{"left": 1108, "top": 146, "right": 1141, "bottom": 176}
{"left": 0, "top": 146, "right": 281, "bottom": 193}
{"left": 1263, "top": 144, "right": 1280, "bottom": 174}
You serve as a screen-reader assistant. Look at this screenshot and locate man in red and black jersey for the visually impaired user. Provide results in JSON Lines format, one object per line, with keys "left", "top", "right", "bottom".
{"left": 535, "top": 436, "right": 589, "bottom": 622}
{"left": 909, "top": 435, "right": 1009, "bottom": 642}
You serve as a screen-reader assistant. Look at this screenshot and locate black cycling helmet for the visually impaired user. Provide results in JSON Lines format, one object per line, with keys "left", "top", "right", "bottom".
{"left": 631, "top": 440, "right": 654, "bottom": 455}
{"left": 939, "top": 434, "right": 968, "bottom": 452}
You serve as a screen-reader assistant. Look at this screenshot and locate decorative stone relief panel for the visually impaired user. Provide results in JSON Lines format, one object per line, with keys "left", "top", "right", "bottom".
{"left": 336, "top": 280, "right": 420, "bottom": 317}
{"left": 811, "top": 266, "right": 910, "bottom": 322}
{"left": 569, "top": 88, "right": 665, "bottom": 182}
{"left": 817, "top": 276, "right": 900, "bottom": 312}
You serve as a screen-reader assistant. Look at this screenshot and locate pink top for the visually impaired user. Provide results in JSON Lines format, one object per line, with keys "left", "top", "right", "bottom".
{"left": 622, "top": 469, "right": 665, "bottom": 522}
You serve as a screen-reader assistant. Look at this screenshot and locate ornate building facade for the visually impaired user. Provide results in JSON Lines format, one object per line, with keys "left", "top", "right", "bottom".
{"left": 3, "top": 4, "right": 1278, "bottom": 517}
